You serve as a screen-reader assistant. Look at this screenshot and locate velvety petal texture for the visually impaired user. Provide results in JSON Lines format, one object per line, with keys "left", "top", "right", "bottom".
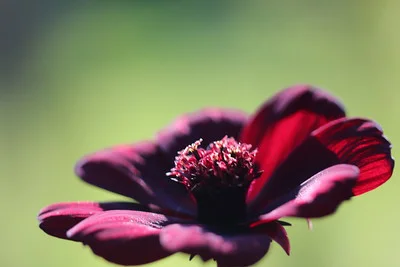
{"left": 75, "top": 141, "right": 196, "bottom": 216}
{"left": 157, "top": 108, "right": 248, "bottom": 159}
{"left": 259, "top": 164, "right": 359, "bottom": 222}
{"left": 68, "top": 210, "right": 189, "bottom": 265}
{"left": 312, "top": 118, "right": 394, "bottom": 195}
{"left": 38, "top": 201, "right": 151, "bottom": 239}
{"left": 242, "top": 85, "right": 346, "bottom": 203}
{"left": 75, "top": 108, "right": 247, "bottom": 217}
{"left": 249, "top": 118, "right": 393, "bottom": 214}
{"left": 250, "top": 221, "right": 290, "bottom": 255}
{"left": 38, "top": 85, "right": 394, "bottom": 267}
{"left": 160, "top": 224, "right": 271, "bottom": 266}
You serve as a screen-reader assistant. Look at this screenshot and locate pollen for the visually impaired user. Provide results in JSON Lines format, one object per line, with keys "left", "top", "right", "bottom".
{"left": 167, "top": 136, "right": 262, "bottom": 190}
{"left": 167, "top": 136, "right": 263, "bottom": 225}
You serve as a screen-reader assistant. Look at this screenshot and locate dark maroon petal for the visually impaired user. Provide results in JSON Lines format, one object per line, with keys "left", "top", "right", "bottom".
{"left": 157, "top": 108, "right": 248, "bottom": 159}
{"left": 258, "top": 164, "right": 359, "bottom": 222}
{"left": 75, "top": 108, "right": 247, "bottom": 217}
{"left": 250, "top": 221, "right": 290, "bottom": 255}
{"left": 160, "top": 224, "right": 271, "bottom": 266}
{"left": 312, "top": 118, "right": 394, "bottom": 195}
{"left": 248, "top": 118, "right": 394, "bottom": 214}
{"left": 67, "top": 210, "right": 189, "bottom": 265}
{"left": 75, "top": 141, "right": 197, "bottom": 216}
{"left": 241, "top": 85, "right": 346, "bottom": 203}
{"left": 38, "top": 201, "right": 151, "bottom": 240}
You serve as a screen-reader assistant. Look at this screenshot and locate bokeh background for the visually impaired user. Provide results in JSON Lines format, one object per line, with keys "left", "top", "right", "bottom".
{"left": 2, "top": 1, "right": 399, "bottom": 266}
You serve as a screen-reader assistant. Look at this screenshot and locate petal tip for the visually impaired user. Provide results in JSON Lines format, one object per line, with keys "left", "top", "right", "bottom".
{"left": 74, "top": 158, "right": 86, "bottom": 178}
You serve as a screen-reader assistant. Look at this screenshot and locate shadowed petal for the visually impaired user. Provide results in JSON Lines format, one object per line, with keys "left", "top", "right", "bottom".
{"left": 75, "top": 109, "right": 247, "bottom": 217}
{"left": 157, "top": 108, "right": 248, "bottom": 159}
{"left": 258, "top": 164, "right": 359, "bottom": 223}
{"left": 75, "top": 141, "right": 196, "bottom": 216}
{"left": 250, "top": 221, "right": 290, "bottom": 255}
{"left": 38, "top": 201, "right": 151, "bottom": 240}
{"left": 249, "top": 118, "right": 393, "bottom": 214}
{"left": 67, "top": 210, "right": 189, "bottom": 265}
{"left": 241, "top": 85, "right": 346, "bottom": 203}
{"left": 160, "top": 224, "right": 271, "bottom": 266}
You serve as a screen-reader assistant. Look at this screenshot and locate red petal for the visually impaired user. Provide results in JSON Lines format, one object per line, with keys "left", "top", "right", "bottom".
{"left": 67, "top": 210, "right": 188, "bottom": 265}
{"left": 157, "top": 107, "right": 248, "bottom": 159}
{"left": 75, "top": 141, "right": 196, "bottom": 216}
{"left": 75, "top": 108, "right": 247, "bottom": 216}
{"left": 241, "top": 85, "right": 345, "bottom": 203}
{"left": 251, "top": 221, "right": 290, "bottom": 255}
{"left": 313, "top": 118, "right": 394, "bottom": 195}
{"left": 248, "top": 118, "right": 394, "bottom": 214}
{"left": 160, "top": 224, "right": 271, "bottom": 266}
{"left": 259, "top": 164, "right": 359, "bottom": 222}
{"left": 38, "top": 201, "right": 151, "bottom": 240}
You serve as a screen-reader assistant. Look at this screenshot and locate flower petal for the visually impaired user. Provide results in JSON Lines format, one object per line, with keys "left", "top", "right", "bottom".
{"left": 38, "top": 201, "right": 151, "bottom": 240}
{"left": 250, "top": 221, "right": 290, "bottom": 255}
{"left": 75, "top": 108, "right": 247, "bottom": 217}
{"left": 67, "top": 210, "right": 188, "bottom": 265}
{"left": 312, "top": 118, "right": 394, "bottom": 195}
{"left": 75, "top": 141, "right": 196, "bottom": 216}
{"left": 249, "top": 118, "right": 394, "bottom": 214}
{"left": 258, "top": 164, "right": 359, "bottom": 222}
{"left": 160, "top": 224, "right": 271, "bottom": 266}
{"left": 157, "top": 108, "right": 248, "bottom": 159}
{"left": 241, "top": 85, "right": 346, "bottom": 203}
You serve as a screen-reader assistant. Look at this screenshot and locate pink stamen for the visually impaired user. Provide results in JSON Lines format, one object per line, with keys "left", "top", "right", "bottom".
{"left": 167, "top": 136, "right": 262, "bottom": 190}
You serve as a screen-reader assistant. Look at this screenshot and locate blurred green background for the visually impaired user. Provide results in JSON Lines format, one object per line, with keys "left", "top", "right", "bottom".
{"left": 2, "top": 1, "right": 399, "bottom": 266}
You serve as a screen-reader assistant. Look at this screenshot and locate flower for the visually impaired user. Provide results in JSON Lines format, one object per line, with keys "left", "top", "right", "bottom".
{"left": 38, "top": 85, "right": 394, "bottom": 266}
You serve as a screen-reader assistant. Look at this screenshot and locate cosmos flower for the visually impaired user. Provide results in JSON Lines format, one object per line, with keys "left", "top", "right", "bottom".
{"left": 38, "top": 85, "right": 394, "bottom": 266}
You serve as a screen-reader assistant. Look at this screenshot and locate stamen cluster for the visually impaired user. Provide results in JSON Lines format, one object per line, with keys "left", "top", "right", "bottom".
{"left": 167, "top": 136, "right": 262, "bottom": 190}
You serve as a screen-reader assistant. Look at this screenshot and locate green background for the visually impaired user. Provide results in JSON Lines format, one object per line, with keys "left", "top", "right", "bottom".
{"left": 2, "top": 1, "right": 399, "bottom": 266}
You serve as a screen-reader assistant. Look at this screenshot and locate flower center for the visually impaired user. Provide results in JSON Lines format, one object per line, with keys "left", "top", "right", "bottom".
{"left": 167, "top": 136, "right": 262, "bottom": 226}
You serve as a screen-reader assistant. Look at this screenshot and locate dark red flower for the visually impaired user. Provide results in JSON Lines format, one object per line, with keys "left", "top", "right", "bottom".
{"left": 38, "top": 85, "right": 394, "bottom": 266}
